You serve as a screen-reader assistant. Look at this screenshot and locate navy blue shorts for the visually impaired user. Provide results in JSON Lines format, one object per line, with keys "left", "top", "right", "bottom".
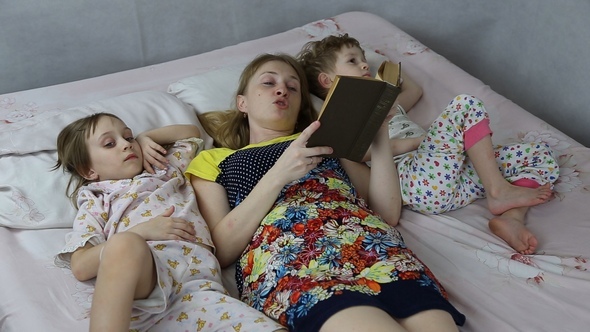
{"left": 292, "top": 279, "right": 466, "bottom": 332}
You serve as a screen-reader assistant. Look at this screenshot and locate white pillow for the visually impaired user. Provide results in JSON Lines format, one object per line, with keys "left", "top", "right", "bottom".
{"left": 0, "top": 91, "right": 210, "bottom": 229}
{"left": 168, "top": 48, "right": 389, "bottom": 114}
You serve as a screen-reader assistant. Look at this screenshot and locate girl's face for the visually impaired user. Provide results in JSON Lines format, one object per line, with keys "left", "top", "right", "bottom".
{"left": 331, "top": 45, "right": 371, "bottom": 79}
{"left": 237, "top": 60, "right": 302, "bottom": 132}
{"left": 84, "top": 116, "right": 143, "bottom": 181}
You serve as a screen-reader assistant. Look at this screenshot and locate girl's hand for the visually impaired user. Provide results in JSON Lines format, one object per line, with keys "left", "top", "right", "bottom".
{"left": 268, "top": 121, "right": 333, "bottom": 184}
{"left": 136, "top": 135, "right": 168, "bottom": 173}
{"left": 128, "top": 206, "right": 197, "bottom": 242}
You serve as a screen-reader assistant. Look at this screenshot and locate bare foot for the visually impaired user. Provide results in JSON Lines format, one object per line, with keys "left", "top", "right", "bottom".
{"left": 487, "top": 183, "right": 553, "bottom": 215}
{"left": 489, "top": 212, "right": 538, "bottom": 254}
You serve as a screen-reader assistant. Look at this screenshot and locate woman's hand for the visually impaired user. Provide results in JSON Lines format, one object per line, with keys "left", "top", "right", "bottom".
{"left": 128, "top": 206, "right": 197, "bottom": 242}
{"left": 136, "top": 134, "right": 168, "bottom": 174}
{"left": 268, "top": 121, "right": 333, "bottom": 184}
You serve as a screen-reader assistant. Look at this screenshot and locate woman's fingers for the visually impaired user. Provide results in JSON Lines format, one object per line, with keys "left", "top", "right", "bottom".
{"left": 295, "top": 121, "right": 333, "bottom": 157}
{"left": 296, "top": 120, "right": 321, "bottom": 145}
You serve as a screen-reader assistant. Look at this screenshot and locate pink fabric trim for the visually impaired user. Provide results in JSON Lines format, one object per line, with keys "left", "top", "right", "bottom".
{"left": 512, "top": 178, "right": 541, "bottom": 188}
{"left": 464, "top": 119, "right": 492, "bottom": 151}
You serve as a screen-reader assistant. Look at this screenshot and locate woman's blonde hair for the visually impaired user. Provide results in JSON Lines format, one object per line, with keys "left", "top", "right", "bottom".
{"left": 53, "top": 112, "right": 122, "bottom": 208}
{"left": 297, "top": 33, "right": 363, "bottom": 99}
{"left": 198, "top": 53, "right": 317, "bottom": 149}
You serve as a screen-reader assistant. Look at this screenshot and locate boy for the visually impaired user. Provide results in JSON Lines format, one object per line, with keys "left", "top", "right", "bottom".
{"left": 298, "top": 34, "right": 559, "bottom": 255}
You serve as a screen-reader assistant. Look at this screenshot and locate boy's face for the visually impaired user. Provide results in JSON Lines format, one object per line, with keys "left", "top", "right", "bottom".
{"left": 331, "top": 45, "right": 371, "bottom": 79}
{"left": 84, "top": 116, "right": 143, "bottom": 181}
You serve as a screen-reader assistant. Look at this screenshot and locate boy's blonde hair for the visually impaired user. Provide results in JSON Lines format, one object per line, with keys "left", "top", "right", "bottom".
{"left": 53, "top": 112, "right": 122, "bottom": 207}
{"left": 297, "top": 34, "right": 364, "bottom": 99}
{"left": 199, "top": 53, "right": 317, "bottom": 149}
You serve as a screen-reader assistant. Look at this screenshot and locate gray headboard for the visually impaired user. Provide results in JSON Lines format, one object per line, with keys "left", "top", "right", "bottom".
{"left": 1, "top": 0, "right": 588, "bottom": 146}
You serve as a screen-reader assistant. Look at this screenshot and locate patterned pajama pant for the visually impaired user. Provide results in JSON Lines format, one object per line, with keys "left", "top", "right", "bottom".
{"left": 397, "top": 94, "right": 559, "bottom": 214}
{"left": 128, "top": 241, "right": 284, "bottom": 332}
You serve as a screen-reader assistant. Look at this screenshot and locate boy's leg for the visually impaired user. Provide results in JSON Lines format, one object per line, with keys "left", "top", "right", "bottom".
{"left": 489, "top": 206, "right": 538, "bottom": 254}
{"left": 400, "top": 94, "right": 492, "bottom": 214}
{"left": 466, "top": 135, "right": 554, "bottom": 215}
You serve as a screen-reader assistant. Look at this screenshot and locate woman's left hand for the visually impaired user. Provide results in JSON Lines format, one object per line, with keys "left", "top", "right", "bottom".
{"left": 268, "top": 121, "right": 333, "bottom": 184}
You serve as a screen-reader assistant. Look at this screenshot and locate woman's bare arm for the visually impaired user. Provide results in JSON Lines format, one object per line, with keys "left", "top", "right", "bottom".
{"left": 343, "top": 124, "right": 401, "bottom": 226}
{"left": 192, "top": 122, "right": 333, "bottom": 267}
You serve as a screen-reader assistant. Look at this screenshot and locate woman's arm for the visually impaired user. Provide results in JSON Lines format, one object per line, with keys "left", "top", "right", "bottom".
{"left": 192, "top": 176, "right": 286, "bottom": 267}
{"left": 342, "top": 124, "right": 402, "bottom": 226}
{"left": 192, "top": 122, "right": 332, "bottom": 267}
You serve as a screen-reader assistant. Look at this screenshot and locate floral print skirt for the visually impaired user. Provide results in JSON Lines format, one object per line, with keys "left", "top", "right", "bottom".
{"left": 236, "top": 161, "right": 465, "bottom": 330}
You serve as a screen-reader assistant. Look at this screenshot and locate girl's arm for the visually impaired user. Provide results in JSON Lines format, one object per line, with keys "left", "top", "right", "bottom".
{"left": 138, "top": 124, "right": 201, "bottom": 145}
{"left": 191, "top": 122, "right": 332, "bottom": 267}
{"left": 69, "top": 242, "right": 106, "bottom": 281}
{"left": 137, "top": 124, "right": 201, "bottom": 173}
{"left": 342, "top": 123, "right": 402, "bottom": 226}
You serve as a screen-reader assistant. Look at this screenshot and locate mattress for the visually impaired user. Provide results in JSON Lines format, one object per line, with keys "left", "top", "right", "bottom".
{"left": 1, "top": 11, "right": 589, "bottom": 332}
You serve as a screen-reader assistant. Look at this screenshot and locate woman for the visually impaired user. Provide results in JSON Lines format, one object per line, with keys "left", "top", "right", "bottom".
{"left": 186, "top": 53, "right": 465, "bottom": 332}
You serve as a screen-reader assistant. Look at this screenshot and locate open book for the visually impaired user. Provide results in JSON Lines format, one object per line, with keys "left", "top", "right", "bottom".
{"left": 307, "top": 61, "right": 402, "bottom": 162}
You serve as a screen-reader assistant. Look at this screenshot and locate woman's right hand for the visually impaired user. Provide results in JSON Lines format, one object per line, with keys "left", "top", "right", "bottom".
{"left": 128, "top": 206, "right": 197, "bottom": 242}
{"left": 268, "top": 121, "right": 333, "bottom": 184}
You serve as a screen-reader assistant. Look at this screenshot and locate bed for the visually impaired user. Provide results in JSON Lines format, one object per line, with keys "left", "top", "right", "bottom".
{"left": 1, "top": 11, "right": 589, "bottom": 332}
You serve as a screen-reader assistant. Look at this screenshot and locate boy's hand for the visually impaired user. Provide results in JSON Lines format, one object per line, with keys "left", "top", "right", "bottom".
{"left": 128, "top": 206, "right": 197, "bottom": 242}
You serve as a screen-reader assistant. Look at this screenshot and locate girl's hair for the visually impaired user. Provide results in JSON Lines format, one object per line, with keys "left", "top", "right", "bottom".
{"left": 297, "top": 33, "right": 364, "bottom": 99}
{"left": 198, "top": 53, "right": 317, "bottom": 149}
{"left": 53, "top": 112, "right": 122, "bottom": 208}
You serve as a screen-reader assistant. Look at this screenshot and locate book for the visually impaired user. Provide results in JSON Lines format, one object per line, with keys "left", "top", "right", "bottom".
{"left": 376, "top": 60, "right": 402, "bottom": 86}
{"left": 306, "top": 61, "right": 402, "bottom": 162}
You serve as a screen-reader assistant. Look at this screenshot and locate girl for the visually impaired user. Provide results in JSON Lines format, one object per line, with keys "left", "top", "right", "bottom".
{"left": 54, "top": 113, "right": 285, "bottom": 331}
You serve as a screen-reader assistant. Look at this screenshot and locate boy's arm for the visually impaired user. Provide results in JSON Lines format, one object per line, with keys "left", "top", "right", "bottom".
{"left": 392, "top": 72, "right": 422, "bottom": 114}
{"left": 361, "top": 136, "right": 423, "bottom": 162}
{"left": 137, "top": 124, "right": 201, "bottom": 173}
{"left": 389, "top": 136, "right": 423, "bottom": 156}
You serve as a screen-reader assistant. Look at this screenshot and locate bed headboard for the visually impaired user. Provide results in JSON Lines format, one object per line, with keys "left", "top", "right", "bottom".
{"left": 1, "top": 0, "right": 588, "bottom": 147}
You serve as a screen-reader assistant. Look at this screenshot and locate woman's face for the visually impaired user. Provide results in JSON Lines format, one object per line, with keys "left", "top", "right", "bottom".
{"left": 237, "top": 60, "right": 302, "bottom": 132}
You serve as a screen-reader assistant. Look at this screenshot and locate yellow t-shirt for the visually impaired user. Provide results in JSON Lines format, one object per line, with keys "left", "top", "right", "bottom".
{"left": 185, "top": 133, "right": 299, "bottom": 182}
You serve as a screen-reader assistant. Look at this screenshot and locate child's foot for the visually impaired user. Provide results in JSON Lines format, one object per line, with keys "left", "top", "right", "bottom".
{"left": 489, "top": 214, "right": 538, "bottom": 254}
{"left": 487, "top": 183, "right": 553, "bottom": 215}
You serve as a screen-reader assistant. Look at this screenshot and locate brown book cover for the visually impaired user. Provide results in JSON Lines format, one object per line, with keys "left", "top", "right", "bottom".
{"left": 376, "top": 60, "right": 402, "bottom": 86}
{"left": 307, "top": 63, "right": 401, "bottom": 162}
